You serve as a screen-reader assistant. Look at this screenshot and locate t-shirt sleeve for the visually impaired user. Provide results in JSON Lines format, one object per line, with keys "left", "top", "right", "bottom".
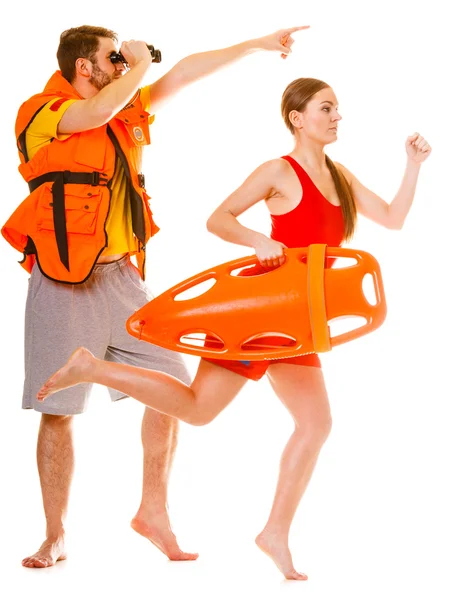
{"left": 139, "top": 86, "right": 155, "bottom": 125}
{"left": 26, "top": 98, "right": 78, "bottom": 159}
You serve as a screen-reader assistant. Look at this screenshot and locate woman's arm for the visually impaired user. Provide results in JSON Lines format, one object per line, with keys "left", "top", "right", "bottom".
{"left": 206, "top": 159, "right": 288, "bottom": 267}
{"left": 338, "top": 133, "right": 431, "bottom": 229}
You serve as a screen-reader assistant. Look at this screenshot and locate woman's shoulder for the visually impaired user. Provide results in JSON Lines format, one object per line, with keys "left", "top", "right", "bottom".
{"left": 257, "top": 157, "right": 296, "bottom": 179}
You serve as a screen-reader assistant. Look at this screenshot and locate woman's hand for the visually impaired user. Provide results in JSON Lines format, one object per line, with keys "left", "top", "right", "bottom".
{"left": 254, "top": 238, "right": 287, "bottom": 268}
{"left": 406, "top": 133, "right": 432, "bottom": 164}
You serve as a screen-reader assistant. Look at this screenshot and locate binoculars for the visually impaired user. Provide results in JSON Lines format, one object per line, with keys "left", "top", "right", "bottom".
{"left": 109, "top": 44, "right": 162, "bottom": 65}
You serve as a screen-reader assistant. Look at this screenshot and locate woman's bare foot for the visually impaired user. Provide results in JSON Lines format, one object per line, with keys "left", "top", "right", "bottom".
{"left": 37, "top": 348, "right": 95, "bottom": 401}
{"left": 22, "top": 536, "right": 67, "bottom": 568}
{"left": 255, "top": 530, "right": 307, "bottom": 580}
{"left": 131, "top": 511, "right": 198, "bottom": 561}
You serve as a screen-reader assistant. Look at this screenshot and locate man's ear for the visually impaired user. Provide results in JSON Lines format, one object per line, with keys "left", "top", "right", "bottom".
{"left": 75, "top": 57, "right": 92, "bottom": 79}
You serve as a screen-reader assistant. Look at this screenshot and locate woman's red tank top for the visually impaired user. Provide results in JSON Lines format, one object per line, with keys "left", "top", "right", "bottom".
{"left": 270, "top": 155, "right": 345, "bottom": 249}
{"left": 240, "top": 155, "right": 345, "bottom": 277}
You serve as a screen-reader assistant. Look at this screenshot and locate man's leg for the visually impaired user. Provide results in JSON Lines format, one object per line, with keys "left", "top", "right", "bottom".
{"left": 22, "top": 414, "right": 74, "bottom": 568}
{"left": 22, "top": 263, "right": 106, "bottom": 568}
{"left": 131, "top": 408, "right": 198, "bottom": 560}
{"left": 87, "top": 258, "right": 201, "bottom": 559}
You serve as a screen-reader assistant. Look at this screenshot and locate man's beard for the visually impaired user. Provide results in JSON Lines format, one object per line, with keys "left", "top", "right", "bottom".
{"left": 89, "top": 63, "right": 115, "bottom": 91}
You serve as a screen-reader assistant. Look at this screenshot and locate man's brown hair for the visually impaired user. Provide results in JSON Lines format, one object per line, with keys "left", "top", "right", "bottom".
{"left": 57, "top": 25, "right": 118, "bottom": 83}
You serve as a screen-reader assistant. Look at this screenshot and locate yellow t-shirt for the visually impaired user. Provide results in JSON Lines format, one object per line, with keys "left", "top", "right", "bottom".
{"left": 25, "top": 88, "right": 153, "bottom": 257}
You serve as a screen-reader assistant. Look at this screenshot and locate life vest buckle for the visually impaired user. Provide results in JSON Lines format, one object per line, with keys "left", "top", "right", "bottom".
{"left": 91, "top": 172, "right": 109, "bottom": 186}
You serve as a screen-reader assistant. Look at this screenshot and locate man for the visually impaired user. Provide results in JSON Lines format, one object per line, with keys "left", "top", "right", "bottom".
{"left": 1, "top": 24, "right": 307, "bottom": 569}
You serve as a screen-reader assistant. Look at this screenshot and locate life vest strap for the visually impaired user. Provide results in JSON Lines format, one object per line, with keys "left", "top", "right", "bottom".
{"left": 28, "top": 170, "right": 109, "bottom": 192}
{"left": 28, "top": 171, "right": 109, "bottom": 272}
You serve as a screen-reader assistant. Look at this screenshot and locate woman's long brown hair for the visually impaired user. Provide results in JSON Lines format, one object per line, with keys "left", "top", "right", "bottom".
{"left": 281, "top": 78, "right": 357, "bottom": 240}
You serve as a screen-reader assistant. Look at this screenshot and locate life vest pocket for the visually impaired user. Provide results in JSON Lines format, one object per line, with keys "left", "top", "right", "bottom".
{"left": 125, "top": 121, "right": 150, "bottom": 146}
{"left": 36, "top": 183, "right": 102, "bottom": 235}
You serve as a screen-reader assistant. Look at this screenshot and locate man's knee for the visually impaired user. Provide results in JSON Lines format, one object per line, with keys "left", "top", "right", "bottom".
{"left": 143, "top": 407, "right": 178, "bottom": 431}
{"left": 40, "top": 413, "right": 74, "bottom": 430}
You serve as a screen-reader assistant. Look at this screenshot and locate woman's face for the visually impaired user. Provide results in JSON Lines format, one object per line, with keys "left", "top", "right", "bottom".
{"left": 294, "top": 87, "right": 342, "bottom": 144}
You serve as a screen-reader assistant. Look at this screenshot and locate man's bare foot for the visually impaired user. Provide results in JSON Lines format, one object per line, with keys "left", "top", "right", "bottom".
{"left": 255, "top": 530, "right": 307, "bottom": 580}
{"left": 22, "top": 537, "right": 67, "bottom": 569}
{"left": 131, "top": 511, "right": 198, "bottom": 561}
{"left": 37, "top": 347, "right": 95, "bottom": 401}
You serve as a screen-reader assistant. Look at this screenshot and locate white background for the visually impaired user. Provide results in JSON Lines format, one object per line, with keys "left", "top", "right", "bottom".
{"left": 0, "top": 1, "right": 451, "bottom": 598}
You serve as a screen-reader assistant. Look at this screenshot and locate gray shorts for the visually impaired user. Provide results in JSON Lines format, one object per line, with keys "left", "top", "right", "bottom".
{"left": 23, "top": 255, "right": 191, "bottom": 415}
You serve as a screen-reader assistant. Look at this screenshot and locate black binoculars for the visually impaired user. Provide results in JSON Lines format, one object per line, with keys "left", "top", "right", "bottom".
{"left": 109, "top": 44, "right": 162, "bottom": 65}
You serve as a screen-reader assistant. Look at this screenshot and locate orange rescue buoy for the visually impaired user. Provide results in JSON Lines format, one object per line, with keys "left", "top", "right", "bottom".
{"left": 126, "top": 245, "right": 387, "bottom": 360}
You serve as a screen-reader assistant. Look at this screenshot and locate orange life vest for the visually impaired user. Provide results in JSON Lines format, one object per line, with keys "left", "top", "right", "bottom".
{"left": 1, "top": 70, "right": 159, "bottom": 284}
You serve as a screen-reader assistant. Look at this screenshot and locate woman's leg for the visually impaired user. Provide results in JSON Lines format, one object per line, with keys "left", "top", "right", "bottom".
{"left": 255, "top": 363, "right": 332, "bottom": 580}
{"left": 37, "top": 348, "right": 248, "bottom": 425}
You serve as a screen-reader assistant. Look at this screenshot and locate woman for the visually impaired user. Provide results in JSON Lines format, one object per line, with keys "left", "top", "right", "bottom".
{"left": 37, "top": 78, "right": 431, "bottom": 579}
